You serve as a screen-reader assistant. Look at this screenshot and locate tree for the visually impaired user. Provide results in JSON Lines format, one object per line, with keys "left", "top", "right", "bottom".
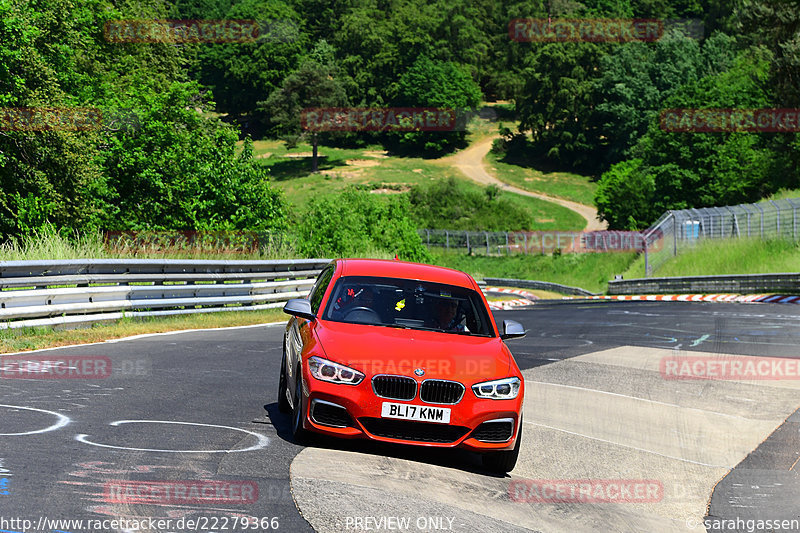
{"left": 185, "top": 0, "right": 308, "bottom": 122}
{"left": 516, "top": 42, "right": 608, "bottom": 171}
{"left": 594, "top": 159, "right": 657, "bottom": 229}
{"left": 260, "top": 42, "right": 349, "bottom": 172}
{"left": 593, "top": 31, "right": 736, "bottom": 168}
{"left": 388, "top": 56, "right": 482, "bottom": 155}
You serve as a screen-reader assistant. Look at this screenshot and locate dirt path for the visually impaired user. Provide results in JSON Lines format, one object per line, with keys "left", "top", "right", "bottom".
{"left": 444, "top": 137, "right": 607, "bottom": 231}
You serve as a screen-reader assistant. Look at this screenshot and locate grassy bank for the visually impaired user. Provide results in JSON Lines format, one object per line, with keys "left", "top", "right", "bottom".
{"left": 486, "top": 151, "right": 598, "bottom": 206}
{"left": 623, "top": 238, "right": 800, "bottom": 279}
{"left": 431, "top": 249, "right": 638, "bottom": 294}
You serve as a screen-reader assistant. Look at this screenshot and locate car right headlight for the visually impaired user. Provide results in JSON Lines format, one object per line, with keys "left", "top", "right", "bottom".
{"left": 472, "top": 377, "right": 521, "bottom": 399}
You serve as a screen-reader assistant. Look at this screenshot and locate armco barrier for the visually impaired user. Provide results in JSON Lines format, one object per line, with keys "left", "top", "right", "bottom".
{"left": 483, "top": 277, "right": 597, "bottom": 296}
{"left": 608, "top": 272, "right": 800, "bottom": 295}
{"left": 0, "top": 259, "right": 329, "bottom": 329}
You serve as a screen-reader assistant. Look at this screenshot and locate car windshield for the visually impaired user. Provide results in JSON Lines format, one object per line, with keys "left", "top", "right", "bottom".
{"left": 323, "top": 275, "right": 495, "bottom": 336}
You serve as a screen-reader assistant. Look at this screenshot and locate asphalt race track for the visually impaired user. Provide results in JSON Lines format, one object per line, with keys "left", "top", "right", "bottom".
{"left": 1, "top": 301, "right": 798, "bottom": 533}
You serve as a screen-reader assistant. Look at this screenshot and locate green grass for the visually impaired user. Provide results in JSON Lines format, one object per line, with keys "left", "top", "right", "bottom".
{"left": 0, "top": 309, "right": 286, "bottom": 353}
{"left": 255, "top": 140, "right": 585, "bottom": 231}
{"left": 486, "top": 151, "right": 598, "bottom": 206}
{"left": 430, "top": 249, "right": 638, "bottom": 294}
{"left": 623, "top": 238, "right": 800, "bottom": 280}
{"left": 767, "top": 188, "right": 800, "bottom": 201}
{"left": 0, "top": 227, "right": 302, "bottom": 261}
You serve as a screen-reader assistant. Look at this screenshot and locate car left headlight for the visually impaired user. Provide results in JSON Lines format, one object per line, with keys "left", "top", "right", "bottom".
{"left": 308, "top": 356, "right": 365, "bottom": 385}
{"left": 472, "top": 377, "right": 521, "bottom": 399}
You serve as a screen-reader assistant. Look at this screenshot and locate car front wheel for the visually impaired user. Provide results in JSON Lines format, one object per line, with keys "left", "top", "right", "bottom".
{"left": 277, "top": 349, "right": 290, "bottom": 414}
{"left": 291, "top": 368, "right": 309, "bottom": 443}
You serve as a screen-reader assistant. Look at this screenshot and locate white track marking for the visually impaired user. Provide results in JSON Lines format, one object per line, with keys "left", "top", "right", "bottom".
{"left": 75, "top": 420, "right": 269, "bottom": 453}
{"left": 524, "top": 380, "right": 753, "bottom": 421}
{"left": 524, "top": 420, "right": 731, "bottom": 468}
{"left": 0, "top": 404, "right": 71, "bottom": 436}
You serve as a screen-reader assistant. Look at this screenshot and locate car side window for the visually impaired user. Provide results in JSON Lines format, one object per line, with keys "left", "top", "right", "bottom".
{"left": 309, "top": 267, "right": 334, "bottom": 314}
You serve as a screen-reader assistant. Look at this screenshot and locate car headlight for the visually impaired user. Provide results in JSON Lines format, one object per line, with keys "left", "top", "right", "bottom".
{"left": 308, "top": 356, "right": 365, "bottom": 385}
{"left": 472, "top": 377, "right": 521, "bottom": 399}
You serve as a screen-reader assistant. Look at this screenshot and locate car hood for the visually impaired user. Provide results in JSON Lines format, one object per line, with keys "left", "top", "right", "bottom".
{"left": 313, "top": 320, "right": 513, "bottom": 382}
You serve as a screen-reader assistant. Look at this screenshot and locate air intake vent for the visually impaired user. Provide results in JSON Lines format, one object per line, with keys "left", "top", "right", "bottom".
{"left": 471, "top": 419, "right": 514, "bottom": 442}
{"left": 359, "top": 418, "right": 469, "bottom": 443}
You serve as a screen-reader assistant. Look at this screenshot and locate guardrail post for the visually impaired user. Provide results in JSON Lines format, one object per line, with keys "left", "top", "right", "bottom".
{"left": 505, "top": 232, "right": 509, "bottom": 255}
{"left": 445, "top": 230, "right": 449, "bottom": 250}
{"left": 644, "top": 236, "right": 650, "bottom": 277}
{"left": 672, "top": 212, "right": 677, "bottom": 257}
{"left": 466, "top": 232, "right": 471, "bottom": 254}
{"left": 485, "top": 232, "right": 490, "bottom": 255}
{"left": 788, "top": 198, "right": 797, "bottom": 241}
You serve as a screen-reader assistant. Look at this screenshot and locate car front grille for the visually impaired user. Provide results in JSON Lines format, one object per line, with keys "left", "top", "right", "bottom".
{"left": 471, "top": 419, "right": 514, "bottom": 442}
{"left": 359, "top": 417, "right": 469, "bottom": 443}
{"left": 420, "top": 379, "right": 465, "bottom": 404}
{"left": 372, "top": 375, "right": 417, "bottom": 401}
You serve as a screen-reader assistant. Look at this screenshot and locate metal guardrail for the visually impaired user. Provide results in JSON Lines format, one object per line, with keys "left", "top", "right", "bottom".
{"left": 483, "top": 277, "right": 597, "bottom": 296}
{"left": 608, "top": 272, "right": 800, "bottom": 295}
{"left": 0, "top": 259, "right": 329, "bottom": 329}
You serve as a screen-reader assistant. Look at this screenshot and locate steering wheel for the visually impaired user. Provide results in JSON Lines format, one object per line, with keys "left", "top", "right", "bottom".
{"left": 344, "top": 306, "right": 382, "bottom": 324}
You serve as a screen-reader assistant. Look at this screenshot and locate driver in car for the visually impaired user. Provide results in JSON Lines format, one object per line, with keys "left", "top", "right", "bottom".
{"left": 332, "top": 286, "right": 377, "bottom": 318}
{"left": 429, "top": 298, "right": 468, "bottom": 332}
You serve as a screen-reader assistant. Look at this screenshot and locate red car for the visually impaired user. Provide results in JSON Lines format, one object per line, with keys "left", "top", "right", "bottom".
{"left": 278, "top": 258, "right": 526, "bottom": 472}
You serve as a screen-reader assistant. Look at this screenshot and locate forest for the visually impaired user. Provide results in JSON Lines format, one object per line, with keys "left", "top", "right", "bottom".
{"left": 1, "top": 0, "right": 797, "bottom": 246}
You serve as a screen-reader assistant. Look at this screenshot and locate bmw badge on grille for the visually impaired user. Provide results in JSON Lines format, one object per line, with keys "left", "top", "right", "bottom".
{"left": 414, "top": 368, "right": 425, "bottom": 376}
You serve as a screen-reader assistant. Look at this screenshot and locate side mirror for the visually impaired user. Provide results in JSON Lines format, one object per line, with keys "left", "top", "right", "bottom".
{"left": 283, "top": 298, "right": 316, "bottom": 321}
{"left": 501, "top": 319, "right": 526, "bottom": 340}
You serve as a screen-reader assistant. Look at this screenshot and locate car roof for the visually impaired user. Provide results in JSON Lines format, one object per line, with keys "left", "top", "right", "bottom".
{"left": 336, "top": 258, "right": 477, "bottom": 289}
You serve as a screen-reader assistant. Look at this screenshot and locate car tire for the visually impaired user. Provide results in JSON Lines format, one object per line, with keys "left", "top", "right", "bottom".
{"left": 482, "top": 418, "right": 522, "bottom": 474}
{"left": 277, "top": 348, "right": 290, "bottom": 414}
{"left": 291, "top": 368, "right": 309, "bottom": 444}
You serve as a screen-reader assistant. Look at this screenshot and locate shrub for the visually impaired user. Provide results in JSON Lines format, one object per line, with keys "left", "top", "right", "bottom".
{"left": 297, "top": 188, "right": 432, "bottom": 261}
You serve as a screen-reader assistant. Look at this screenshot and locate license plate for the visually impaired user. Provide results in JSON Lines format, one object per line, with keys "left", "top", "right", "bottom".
{"left": 381, "top": 402, "right": 450, "bottom": 424}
